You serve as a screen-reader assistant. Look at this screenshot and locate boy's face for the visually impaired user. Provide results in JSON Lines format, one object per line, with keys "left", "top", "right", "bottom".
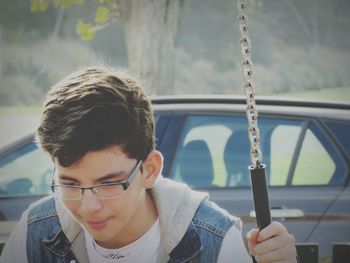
{"left": 54, "top": 145, "right": 160, "bottom": 248}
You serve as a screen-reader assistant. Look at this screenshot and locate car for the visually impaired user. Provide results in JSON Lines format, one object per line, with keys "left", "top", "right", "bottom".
{"left": 0, "top": 95, "right": 350, "bottom": 261}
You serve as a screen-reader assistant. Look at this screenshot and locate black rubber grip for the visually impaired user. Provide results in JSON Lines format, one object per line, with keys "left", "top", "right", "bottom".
{"left": 250, "top": 164, "right": 271, "bottom": 263}
{"left": 249, "top": 164, "right": 271, "bottom": 230}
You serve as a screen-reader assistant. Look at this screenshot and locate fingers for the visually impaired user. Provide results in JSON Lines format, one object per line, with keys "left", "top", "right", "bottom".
{"left": 254, "top": 245, "right": 296, "bottom": 263}
{"left": 257, "top": 221, "right": 287, "bottom": 242}
{"left": 249, "top": 222, "right": 297, "bottom": 262}
{"left": 253, "top": 234, "right": 296, "bottom": 261}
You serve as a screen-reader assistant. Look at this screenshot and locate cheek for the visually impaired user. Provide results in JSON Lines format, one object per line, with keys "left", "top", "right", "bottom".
{"left": 109, "top": 189, "right": 142, "bottom": 214}
{"left": 61, "top": 200, "right": 81, "bottom": 218}
{"left": 110, "top": 184, "right": 146, "bottom": 217}
{"left": 125, "top": 178, "right": 146, "bottom": 205}
{"left": 103, "top": 200, "right": 125, "bottom": 218}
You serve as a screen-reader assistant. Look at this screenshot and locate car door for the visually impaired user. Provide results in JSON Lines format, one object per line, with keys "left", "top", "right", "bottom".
{"left": 158, "top": 111, "right": 349, "bottom": 261}
{"left": 265, "top": 119, "right": 349, "bottom": 260}
{"left": 305, "top": 119, "right": 350, "bottom": 260}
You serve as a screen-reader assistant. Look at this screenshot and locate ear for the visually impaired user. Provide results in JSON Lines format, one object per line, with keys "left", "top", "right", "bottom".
{"left": 142, "top": 150, "right": 163, "bottom": 189}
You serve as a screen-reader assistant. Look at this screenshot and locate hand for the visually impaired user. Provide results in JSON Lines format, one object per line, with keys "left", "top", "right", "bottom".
{"left": 247, "top": 221, "right": 297, "bottom": 263}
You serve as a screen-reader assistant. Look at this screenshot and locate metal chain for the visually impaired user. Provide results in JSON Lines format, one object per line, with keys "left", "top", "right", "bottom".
{"left": 237, "top": 0, "right": 263, "bottom": 168}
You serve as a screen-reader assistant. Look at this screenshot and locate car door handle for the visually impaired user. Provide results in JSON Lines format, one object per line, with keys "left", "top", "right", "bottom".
{"left": 250, "top": 208, "right": 304, "bottom": 219}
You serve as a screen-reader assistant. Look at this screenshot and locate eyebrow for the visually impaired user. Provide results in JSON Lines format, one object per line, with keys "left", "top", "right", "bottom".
{"left": 95, "top": 173, "right": 128, "bottom": 183}
{"left": 58, "top": 171, "right": 128, "bottom": 184}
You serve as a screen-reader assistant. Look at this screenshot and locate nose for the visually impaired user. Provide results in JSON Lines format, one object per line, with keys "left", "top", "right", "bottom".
{"left": 80, "top": 188, "right": 103, "bottom": 213}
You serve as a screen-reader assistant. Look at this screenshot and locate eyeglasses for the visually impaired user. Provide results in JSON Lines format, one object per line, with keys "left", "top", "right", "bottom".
{"left": 51, "top": 160, "right": 142, "bottom": 200}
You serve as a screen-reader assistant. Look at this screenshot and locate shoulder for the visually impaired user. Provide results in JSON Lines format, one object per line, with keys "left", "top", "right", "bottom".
{"left": 1, "top": 211, "right": 29, "bottom": 263}
{"left": 193, "top": 199, "right": 241, "bottom": 237}
{"left": 176, "top": 200, "right": 243, "bottom": 262}
{"left": 1, "top": 196, "right": 59, "bottom": 263}
{"left": 27, "top": 195, "right": 58, "bottom": 225}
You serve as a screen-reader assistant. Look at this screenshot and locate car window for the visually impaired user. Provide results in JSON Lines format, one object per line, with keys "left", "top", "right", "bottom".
{"left": 0, "top": 142, "right": 52, "bottom": 197}
{"left": 269, "top": 125, "right": 302, "bottom": 186}
{"left": 292, "top": 122, "right": 348, "bottom": 186}
{"left": 293, "top": 129, "right": 335, "bottom": 185}
{"left": 169, "top": 115, "right": 247, "bottom": 188}
{"left": 168, "top": 115, "right": 347, "bottom": 188}
{"left": 324, "top": 120, "right": 350, "bottom": 159}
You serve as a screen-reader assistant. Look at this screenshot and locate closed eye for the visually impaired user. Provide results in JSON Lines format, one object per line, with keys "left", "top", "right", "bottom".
{"left": 99, "top": 181, "right": 123, "bottom": 185}
{"left": 60, "top": 182, "right": 80, "bottom": 187}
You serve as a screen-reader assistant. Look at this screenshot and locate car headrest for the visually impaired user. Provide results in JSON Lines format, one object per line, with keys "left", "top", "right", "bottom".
{"left": 178, "top": 139, "right": 215, "bottom": 188}
{"left": 224, "top": 130, "right": 251, "bottom": 186}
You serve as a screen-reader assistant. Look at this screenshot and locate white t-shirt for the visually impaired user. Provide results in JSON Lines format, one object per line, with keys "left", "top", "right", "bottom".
{"left": 1, "top": 216, "right": 252, "bottom": 263}
{"left": 85, "top": 218, "right": 161, "bottom": 263}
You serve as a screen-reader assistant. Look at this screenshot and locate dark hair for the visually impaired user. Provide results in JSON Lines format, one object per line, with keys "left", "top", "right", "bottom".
{"left": 36, "top": 66, "right": 155, "bottom": 167}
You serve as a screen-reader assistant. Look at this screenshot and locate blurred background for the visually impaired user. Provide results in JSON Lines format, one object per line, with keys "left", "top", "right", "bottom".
{"left": 0, "top": 0, "right": 350, "bottom": 144}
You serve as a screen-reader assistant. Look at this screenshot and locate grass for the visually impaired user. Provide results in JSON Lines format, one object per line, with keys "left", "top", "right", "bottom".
{"left": 0, "top": 106, "right": 41, "bottom": 117}
{"left": 272, "top": 86, "right": 350, "bottom": 102}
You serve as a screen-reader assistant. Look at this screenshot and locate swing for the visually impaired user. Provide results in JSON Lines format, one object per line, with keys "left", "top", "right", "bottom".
{"left": 236, "top": 3, "right": 274, "bottom": 262}
{"left": 236, "top": 0, "right": 272, "bottom": 233}
{"left": 237, "top": 2, "right": 303, "bottom": 262}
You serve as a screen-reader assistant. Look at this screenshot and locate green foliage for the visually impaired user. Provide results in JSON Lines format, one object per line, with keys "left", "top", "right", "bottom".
{"left": 30, "top": 0, "right": 85, "bottom": 12}
{"left": 95, "top": 7, "right": 110, "bottom": 24}
{"left": 30, "top": 0, "right": 117, "bottom": 41}
{"left": 0, "top": 0, "right": 56, "bottom": 40}
{"left": 76, "top": 19, "right": 96, "bottom": 41}
{"left": 95, "top": 0, "right": 114, "bottom": 5}
{"left": 30, "top": 0, "right": 48, "bottom": 12}
{"left": 52, "top": 0, "right": 85, "bottom": 9}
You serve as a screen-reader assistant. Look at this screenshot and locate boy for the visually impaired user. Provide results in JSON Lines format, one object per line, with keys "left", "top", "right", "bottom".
{"left": 1, "top": 66, "right": 296, "bottom": 262}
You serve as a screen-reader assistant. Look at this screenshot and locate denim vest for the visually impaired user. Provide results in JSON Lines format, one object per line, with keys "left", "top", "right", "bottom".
{"left": 26, "top": 197, "right": 236, "bottom": 263}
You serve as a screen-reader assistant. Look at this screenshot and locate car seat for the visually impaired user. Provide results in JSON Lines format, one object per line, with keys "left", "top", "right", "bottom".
{"left": 224, "top": 130, "right": 251, "bottom": 186}
{"left": 178, "top": 139, "right": 216, "bottom": 188}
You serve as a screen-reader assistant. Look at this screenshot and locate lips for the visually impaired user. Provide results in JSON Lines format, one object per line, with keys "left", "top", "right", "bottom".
{"left": 86, "top": 219, "right": 109, "bottom": 230}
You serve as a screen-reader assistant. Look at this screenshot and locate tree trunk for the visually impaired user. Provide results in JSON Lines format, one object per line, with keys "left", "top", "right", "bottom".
{"left": 118, "top": 0, "right": 183, "bottom": 95}
{"left": 0, "top": 28, "right": 2, "bottom": 79}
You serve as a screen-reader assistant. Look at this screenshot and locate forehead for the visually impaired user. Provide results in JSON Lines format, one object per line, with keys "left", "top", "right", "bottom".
{"left": 54, "top": 145, "right": 134, "bottom": 180}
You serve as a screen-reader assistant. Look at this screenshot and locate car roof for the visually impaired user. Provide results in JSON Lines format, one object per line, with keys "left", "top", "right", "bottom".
{"left": 151, "top": 95, "right": 350, "bottom": 120}
{"left": 151, "top": 94, "right": 350, "bottom": 110}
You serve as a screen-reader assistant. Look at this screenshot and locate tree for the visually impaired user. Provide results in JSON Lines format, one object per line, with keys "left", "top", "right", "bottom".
{"left": 30, "top": 0, "right": 185, "bottom": 94}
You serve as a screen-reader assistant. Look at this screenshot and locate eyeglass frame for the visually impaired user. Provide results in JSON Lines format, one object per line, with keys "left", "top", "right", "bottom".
{"left": 51, "top": 160, "right": 143, "bottom": 200}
